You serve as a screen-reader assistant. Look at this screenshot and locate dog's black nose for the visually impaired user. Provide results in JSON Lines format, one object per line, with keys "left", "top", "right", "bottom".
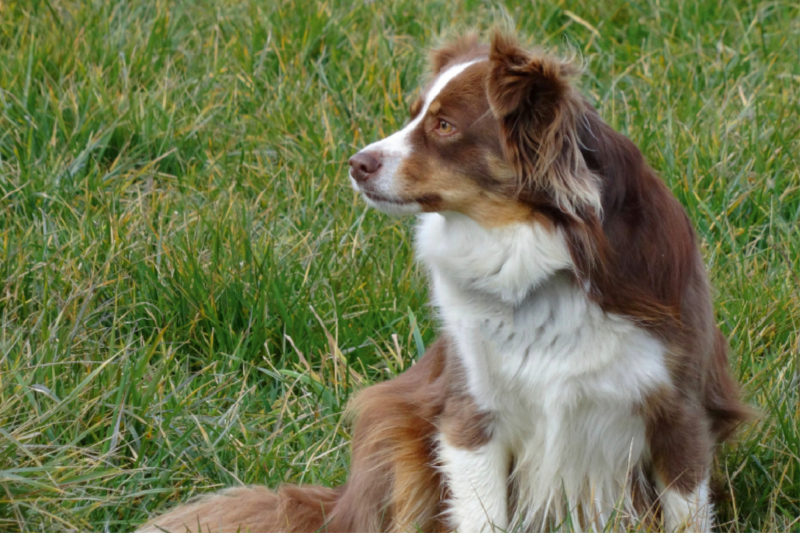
{"left": 349, "top": 151, "right": 382, "bottom": 183}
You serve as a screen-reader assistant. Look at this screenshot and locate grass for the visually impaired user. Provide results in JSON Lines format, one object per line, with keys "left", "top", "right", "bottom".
{"left": 0, "top": 0, "right": 797, "bottom": 531}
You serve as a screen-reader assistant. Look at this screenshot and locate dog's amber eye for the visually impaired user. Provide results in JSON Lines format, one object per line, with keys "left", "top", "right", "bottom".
{"left": 437, "top": 119, "right": 454, "bottom": 134}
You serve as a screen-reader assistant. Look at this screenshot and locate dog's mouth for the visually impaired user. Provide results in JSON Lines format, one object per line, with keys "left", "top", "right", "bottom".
{"left": 349, "top": 171, "right": 443, "bottom": 212}
{"left": 364, "top": 190, "right": 443, "bottom": 210}
{"left": 363, "top": 191, "right": 414, "bottom": 205}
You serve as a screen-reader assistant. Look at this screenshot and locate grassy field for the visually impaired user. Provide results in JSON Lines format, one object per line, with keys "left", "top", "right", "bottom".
{"left": 0, "top": 0, "right": 798, "bottom": 531}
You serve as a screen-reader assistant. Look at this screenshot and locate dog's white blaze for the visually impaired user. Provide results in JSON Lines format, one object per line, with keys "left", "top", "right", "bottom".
{"left": 364, "top": 59, "right": 481, "bottom": 157}
{"left": 660, "top": 477, "right": 713, "bottom": 533}
{"left": 351, "top": 60, "right": 482, "bottom": 214}
{"left": 417, "top": 212, "right": 676, "bottom": 531}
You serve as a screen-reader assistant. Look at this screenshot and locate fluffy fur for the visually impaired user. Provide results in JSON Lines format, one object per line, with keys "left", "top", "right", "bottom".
{"left": 137, "top": 31, "right": 748, "bottom": 533}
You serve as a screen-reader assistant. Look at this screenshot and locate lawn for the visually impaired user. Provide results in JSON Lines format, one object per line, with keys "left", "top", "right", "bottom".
{"left": 0, "top": 0, "right": 798, "bottom": 531}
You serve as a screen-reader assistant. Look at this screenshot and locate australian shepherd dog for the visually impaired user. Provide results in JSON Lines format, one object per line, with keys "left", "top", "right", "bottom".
{"left": 139, "top": 32, "right": 748, "bottom": 533}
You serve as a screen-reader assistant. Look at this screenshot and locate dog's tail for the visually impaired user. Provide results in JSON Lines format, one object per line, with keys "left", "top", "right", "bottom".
{"left": 136, "top": 484, "right": 341, "bottom": 533}
{"left": 136, "top": 338, "right": 451, "bottom": 533}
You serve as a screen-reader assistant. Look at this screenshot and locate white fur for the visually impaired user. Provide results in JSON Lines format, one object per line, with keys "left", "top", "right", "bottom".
{"left": 350, "top": 60, "right": 481, "bottom": 215}
{"left": 438, "top": 436, "right": 510, "bottom": 533}
{"left": 417, "top": 212, "right": 677, "bottom": 532}
{"left": 349, "top": 174, "right": 425, "bottom": 215}
{"left": 660, "top": 477, "right": 713, "bottom": 533}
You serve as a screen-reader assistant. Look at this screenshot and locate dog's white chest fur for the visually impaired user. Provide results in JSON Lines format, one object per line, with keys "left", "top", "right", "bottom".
{"left": 417, "top": 212, "right": 672, "bottom": 530}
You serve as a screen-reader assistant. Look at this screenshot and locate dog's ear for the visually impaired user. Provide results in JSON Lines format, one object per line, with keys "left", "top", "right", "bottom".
{"left": 429, "top": 33, "right": 485, "bottom": 75}
{"left": 487, "top": 32, "right": 599, "bottom": 216}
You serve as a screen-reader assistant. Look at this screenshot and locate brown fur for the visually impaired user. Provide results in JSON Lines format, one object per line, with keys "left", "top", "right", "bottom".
{"left": 570, "top": 103, "right": 750, "bottom": 496}
{"left": 486, "top": 33, "right": 599, "bottom": 216}
{"left": 139, "top": 31, "right": 749, "bottom": 532}
{"left": 136, "top": 485, "right": 339, "bottom": 533}
{"left": 428, "top": 32, "right": 487, "bottom": 75}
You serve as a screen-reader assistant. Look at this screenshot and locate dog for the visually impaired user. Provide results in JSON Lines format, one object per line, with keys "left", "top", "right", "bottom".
{"left": 138, "top": 32, "right": 748, "bottom": 533}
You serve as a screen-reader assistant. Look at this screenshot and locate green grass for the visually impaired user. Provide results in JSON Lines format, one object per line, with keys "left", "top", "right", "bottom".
{"left": 0, "top": 0, "right": 797, "bottom": 531}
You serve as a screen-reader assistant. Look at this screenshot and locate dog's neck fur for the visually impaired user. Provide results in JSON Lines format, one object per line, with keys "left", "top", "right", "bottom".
{"left": 416, "top": 212, "right": 572, "bottom": 306}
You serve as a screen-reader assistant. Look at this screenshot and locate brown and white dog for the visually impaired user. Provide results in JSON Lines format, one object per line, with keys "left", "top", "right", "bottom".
{"left": 138, "top": 32, "right": 748, "bottom": 533}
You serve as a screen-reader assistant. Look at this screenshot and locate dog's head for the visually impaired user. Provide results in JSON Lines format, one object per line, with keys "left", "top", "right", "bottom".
{"left": 348, "top": 32, "right": 601, "bottom": 226}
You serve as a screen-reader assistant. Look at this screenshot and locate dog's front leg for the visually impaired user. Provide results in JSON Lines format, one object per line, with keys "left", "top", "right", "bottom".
{"left": 648, "top": 400, "right": 715, "bottom": 533}
{"left": 438, "top": 434, "right": 509, "bottom": 533}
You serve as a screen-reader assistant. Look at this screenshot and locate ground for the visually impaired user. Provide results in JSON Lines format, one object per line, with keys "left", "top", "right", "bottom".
{"left": 0, "top": 0, "right": 798, "bottom": 531}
